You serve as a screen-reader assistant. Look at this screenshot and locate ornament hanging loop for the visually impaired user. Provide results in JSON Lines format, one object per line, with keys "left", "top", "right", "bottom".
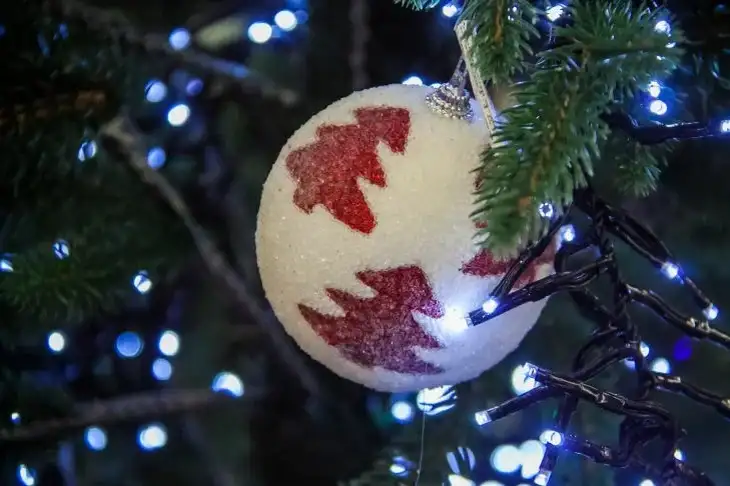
{"left": 425, "top": 57, "right": 474, "bottom": 121}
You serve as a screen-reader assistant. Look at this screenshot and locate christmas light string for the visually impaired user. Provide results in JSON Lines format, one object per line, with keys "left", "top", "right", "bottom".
{"left": 467, "top": 184, "right": 730, "bottom": 485}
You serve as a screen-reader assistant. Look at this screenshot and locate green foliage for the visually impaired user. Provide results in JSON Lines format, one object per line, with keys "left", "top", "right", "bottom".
{"left": 459, "top": 0, "right": 539, "bottom": 85}
{"left": 0, "top": 5, "right": 193, "bottom": 327}
{"left": 472, "top": 1, "right": 684, "bottom": 254}
{"left": 393, "top": 0, "right": 441, "bottom": 11}
{"left": 601, "top": 136, "right": 674, "bottom": 198}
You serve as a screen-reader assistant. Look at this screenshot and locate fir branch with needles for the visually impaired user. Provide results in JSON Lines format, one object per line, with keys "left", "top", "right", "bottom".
{"left": 471, "top": 1, "right": 684, "bottom": 254}
{"left": 459, "top": 0, "right": 539, "bottom": 85}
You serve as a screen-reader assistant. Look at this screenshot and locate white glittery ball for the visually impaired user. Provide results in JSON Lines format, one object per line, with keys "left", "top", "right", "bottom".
{"left": 256, "top": 84, "right": 554, "bottom": 392}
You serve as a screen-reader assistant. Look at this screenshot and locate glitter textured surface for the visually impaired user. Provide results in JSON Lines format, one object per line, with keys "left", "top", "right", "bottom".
{"left": 256, "top": 84, "right": 554, "bottom": 392}
{"left": 286, "top": 107, "right": 410, "bottom": 234}
{"left": 298, "top": 266, "right": 444, "bottom": 374}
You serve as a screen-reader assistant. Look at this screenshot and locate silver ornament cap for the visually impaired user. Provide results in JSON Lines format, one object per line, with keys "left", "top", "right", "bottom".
{"left": 425, "top": 58, "right": 474, "bottom": 121}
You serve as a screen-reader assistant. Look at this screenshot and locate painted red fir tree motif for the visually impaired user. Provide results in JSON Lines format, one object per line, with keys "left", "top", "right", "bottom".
{"left": 285, "top": 106, "right": 411, "bottom": 234}
{"left": 461, "top": 173, "right": 556, "bottom": 287}
{"left": 460, "top": 243, "right": 556, "bottom": 289}
{"left": 298, "top": 266, "right": 445, "bottom": 374}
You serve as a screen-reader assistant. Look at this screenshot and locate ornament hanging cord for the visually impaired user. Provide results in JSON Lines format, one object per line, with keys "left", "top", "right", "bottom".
{"left": 464, "top": 119, "right": 730, "bottom": 484}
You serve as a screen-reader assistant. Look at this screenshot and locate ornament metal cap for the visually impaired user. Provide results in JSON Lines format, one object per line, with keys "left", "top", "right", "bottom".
{"left": 425, "top": 58, "right": 474, "bottom": 121}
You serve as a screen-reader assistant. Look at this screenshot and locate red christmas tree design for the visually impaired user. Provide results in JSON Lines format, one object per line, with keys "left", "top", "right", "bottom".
{"left": 285, "top": 106, "right": 411, "bottom": 234}
{"left": 298, "top": 266, "right": 445, "bottom": 374}
{"left": 460, "top": 244, "right": 556, "bottom": 289}
{"left": 461, "top": 173, "right": 556, "bottom": 287}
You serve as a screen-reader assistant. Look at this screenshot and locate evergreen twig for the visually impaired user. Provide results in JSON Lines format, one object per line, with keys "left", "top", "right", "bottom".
{"left": 472, "top": 1, "right": 684, "bottom": 253}
{"left": 459, "top": 0, "right": 539, "bottom": 85}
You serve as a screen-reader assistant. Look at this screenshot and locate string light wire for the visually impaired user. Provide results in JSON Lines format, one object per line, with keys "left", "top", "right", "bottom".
{"left": 469, "top": 178, "right": 729, "bottom": 484}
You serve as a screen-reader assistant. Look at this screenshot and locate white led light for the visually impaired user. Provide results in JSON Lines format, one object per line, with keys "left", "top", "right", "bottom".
{"left": 647, "top": 80, "right": 661, "bottom": 98}
{"left": 474, "top": 410, "right": 491, "bottom": 425}
{"left": 274, "top": 10, "right": 298, "bottom": 31}
{"left": 482, "top": 297, "right": 499, "bottom": 314}
{"left": 441, "top": 3, "right": 459, "bottom": 18}
{"left": 654, "top": 20, "right": 670, "bottom": 34}
{"left": 167, "top": 104, "right": 191, "bottom": 127}
{"left": 538, "top": 202, "right": 555, "bottom": 219}
{"left": 649, "top": 99, "right": 668, "bottom": 116}
{"left": 490, "top": 444, "right": 522, "bottom": 474}
{"left": 534, "top": 470, "right": 551, "bottom": 486}
{"left": 559, "top": 224, "right": 576, "bottom": 244}
{"left": 661, "top": 261, "right": 679, "bottom": 279}
{"left": 704, "top": 304, "right": 719, "bottom": 320}
{"left": 402, "top": 75, "right": 423, "bottom": 86}
{"left": 416, "top": 385, "right": 456, "bottom": 416}
{"left": 390, "top": 401, "right": 414, "bottom": 423}
{"left": 248, "top": 22, "right": 273, "bottom": 44}
{"left": 540, "top": 430, "right": 564, "bottom": 446}
{"left": 511, "top": 363, "right": 539, "bottom": 395}
{"left": 650, "top": 357, "right": 671, "bottom": 374}
{"left": 133, "top": 271, "right": 153, "bottom": 294}
{"left": 546, "top": 4, "right": 565, "bottom": 21}
{"left": 47, "top": 331, "right": 66, "bottom": 353}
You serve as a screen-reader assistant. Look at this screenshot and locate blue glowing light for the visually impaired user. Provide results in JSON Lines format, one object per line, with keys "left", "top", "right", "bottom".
{"left": 85, "top": 426, "right": 107, "bottom": 451}
{"left": 212, "top": 371, "right": 244, "bottom": 397}
{"left": 115, "top": 331, "right": 143, "bottom": 358}
{"left": 145, "top": 80, "right": 167, "bottom": 103}
{"left": 168, "top": 28, "right": 191, "bottom": 50}
{"left": 147, "top": 147, "right": 166, "bottom": 170}
{"left": 53, "top": 239, "right": 70, "bottom": 259}
{"left": 152, "top": 358, "right": 173, "bottom": 381}
{"left": 78, "top": 140, "right": 97, "bottom": 162}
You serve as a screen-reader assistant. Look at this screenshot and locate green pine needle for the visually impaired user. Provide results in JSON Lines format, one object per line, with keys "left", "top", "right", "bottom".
{"left": 459, "top": 0, "right": 539, "bottom": 85}
{"left": 472, "top": 0, "right": 684, "bottom": 254}
{"left": 607, "top": 138, "right": 674, "bottom": 198}
{"left": 393, "top": 0, "right": 440, "bottom": 10}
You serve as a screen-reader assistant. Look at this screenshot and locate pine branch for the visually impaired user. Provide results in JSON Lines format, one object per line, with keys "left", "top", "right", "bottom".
{"left": 0, "top": 389, "right": 237, "bottom": 443}
{"left": 602, "top": 136, "right": 675, "bottom": 198}
{"left": 472, "top": 1, "right": 684, "bottom": 254}
{"left": 459, "top": 0, "right": 539, "bottom": 85}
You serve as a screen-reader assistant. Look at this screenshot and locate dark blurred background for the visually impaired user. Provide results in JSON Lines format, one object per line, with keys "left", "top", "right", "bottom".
{"left": 1, "top": 1, "right": 729, "bottom": 485}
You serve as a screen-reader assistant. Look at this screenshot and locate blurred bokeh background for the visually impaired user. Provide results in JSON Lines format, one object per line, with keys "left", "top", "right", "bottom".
{"left": 1, "top": 1, "right": 730, "bottom": 485}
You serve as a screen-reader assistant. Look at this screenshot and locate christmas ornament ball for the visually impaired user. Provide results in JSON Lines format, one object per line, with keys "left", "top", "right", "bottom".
{"left": 256, "top": 84, "right": 554, "bottom": 392}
